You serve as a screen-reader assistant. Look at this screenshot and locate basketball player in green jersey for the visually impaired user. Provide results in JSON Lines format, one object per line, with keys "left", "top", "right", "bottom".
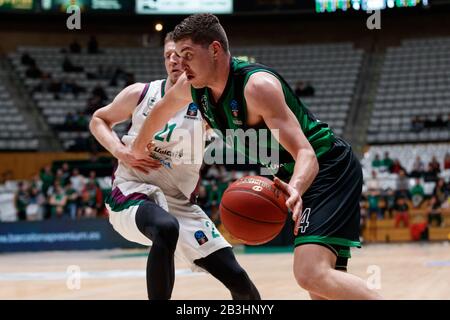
{"left": 132, "top": 14, "right": 382, "bottom": 300}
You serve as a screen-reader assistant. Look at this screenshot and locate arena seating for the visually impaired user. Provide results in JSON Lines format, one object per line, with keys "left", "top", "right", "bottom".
{"left": 361, "top": 143, "right": 450, "bottom": 192}
{"left": 8, "top": 43, "right": 363, "bottom": 149}
{"left": 368, "top": 37, "right": 450, "bottom": 144}
{"left": 0, "top": 82, "right": 38, "bottom": 150}
{"left": 232, "top": 43, "right": 363, "bottom": 137}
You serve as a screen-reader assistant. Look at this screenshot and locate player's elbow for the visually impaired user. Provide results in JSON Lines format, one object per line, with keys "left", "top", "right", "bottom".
{"left": 89, "top": 113, "right": 105, "bottom": 134}
{"left": 298, "top": 148, "right": 319, "bottom": 175}
{"left": 88, "top": 115, "right": 98, "bottom": 134}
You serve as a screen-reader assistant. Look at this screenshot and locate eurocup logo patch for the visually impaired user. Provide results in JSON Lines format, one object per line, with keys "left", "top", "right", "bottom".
{"left": 230, "top": 100, "right": 239, "bottom": 117}
{"left": 194, "top": 230, "right": 209, "bottom": 245}
{"left": 230, "top": 99, "right": 242, "bottom": 125}
{"left": 186, "top": 103, "right": 198, "bottom": 117}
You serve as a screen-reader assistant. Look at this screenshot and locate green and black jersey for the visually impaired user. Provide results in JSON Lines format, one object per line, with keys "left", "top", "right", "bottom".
{"left": 192, "top": 57, "right": 363, "bottom": 254}
{"left": 191, "top": 57, "right": 335, "bottom": 177}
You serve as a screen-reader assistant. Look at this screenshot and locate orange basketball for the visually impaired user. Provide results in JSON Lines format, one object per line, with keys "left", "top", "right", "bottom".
{"left": 219, "top": 176, "right": 288, "bottom": 245}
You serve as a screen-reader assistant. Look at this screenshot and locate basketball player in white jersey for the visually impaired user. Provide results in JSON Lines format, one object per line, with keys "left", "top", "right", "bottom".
{"left": 89, "top": 32, "right": 260, "bottom": 300}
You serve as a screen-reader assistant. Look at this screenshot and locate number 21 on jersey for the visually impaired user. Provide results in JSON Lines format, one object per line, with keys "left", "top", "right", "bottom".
{"left": 154, "top": 122, "right": 176, "bottom": 142}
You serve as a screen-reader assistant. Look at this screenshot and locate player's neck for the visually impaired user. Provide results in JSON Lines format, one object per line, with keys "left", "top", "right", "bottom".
{"left": 165, "top": 77, "right": 174, "bottom": 92}
{"left": 208, "top": 54, "right": 231, "bottom": 103}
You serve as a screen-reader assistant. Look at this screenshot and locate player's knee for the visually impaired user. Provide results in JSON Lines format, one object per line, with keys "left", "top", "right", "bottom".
{"left": 155, "top": 216, "right": 179, "bottom": 250}
{"left": 294, "top": 264, "right": 328, "bottom": 292}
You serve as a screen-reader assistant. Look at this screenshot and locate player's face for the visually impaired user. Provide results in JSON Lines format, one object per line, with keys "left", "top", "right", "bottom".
{"left": 164, "top": 40, "right": 183, "bottom": 84}
{"left": 175, "top": 38, "right": 215, "bottom": 88}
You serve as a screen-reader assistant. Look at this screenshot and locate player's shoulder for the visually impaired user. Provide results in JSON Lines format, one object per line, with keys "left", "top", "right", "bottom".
{"left": 122, "top": 82, "right": 148, "bottom": 99}
{"left": 121, "top": 80, "right": 165, "bottom": 100}
{"left": 244, "top": 72, "right": 281, "bottom": 98}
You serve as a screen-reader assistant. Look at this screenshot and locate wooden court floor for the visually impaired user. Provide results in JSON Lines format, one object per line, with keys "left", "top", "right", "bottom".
{"left": 0, "top": 242, "right": 449, "bottom": 300}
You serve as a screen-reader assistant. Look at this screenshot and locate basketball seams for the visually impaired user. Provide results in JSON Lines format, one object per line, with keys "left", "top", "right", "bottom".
{"left": 224, "top": 187, "right": 288, "bottom": 214}
{"left": 220, "top": 203, "right": 283, "bottom": 244}
{"left": 220, "top": 199, "right": 286, "bottom": 224}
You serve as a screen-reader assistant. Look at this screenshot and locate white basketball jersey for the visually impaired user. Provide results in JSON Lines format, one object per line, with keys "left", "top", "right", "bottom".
{"left": 114, "top": 80, "right": 205, "bottom": 198}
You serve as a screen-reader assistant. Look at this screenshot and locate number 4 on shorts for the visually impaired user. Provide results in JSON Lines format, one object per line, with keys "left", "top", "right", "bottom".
{"left": 299, "top": 208, "right": 311, "bottom": 234}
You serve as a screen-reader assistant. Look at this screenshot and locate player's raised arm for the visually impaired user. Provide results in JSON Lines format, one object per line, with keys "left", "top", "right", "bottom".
{"left": 244, "top": 72, "right": 320, "bottom": 235}
{"left": 89, "top": 83, "right": 161, "bottom": 173}
{"left": 131, "top": 72, "right": 192, "bottom": 155}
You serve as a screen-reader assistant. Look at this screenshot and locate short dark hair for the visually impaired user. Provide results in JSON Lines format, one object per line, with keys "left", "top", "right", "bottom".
{"left": 164, "top": 31, "right": 174, "bottom": 44}
{"left": 173, "top": 14, "right": 229, "bottom": 52}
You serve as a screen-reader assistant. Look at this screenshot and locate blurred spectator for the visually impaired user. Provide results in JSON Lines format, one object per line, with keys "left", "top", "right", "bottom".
{"left": 54, "top": 168, "right": 66, "bottom": 187}
{"left": 424, "top": 116, "right": 433, "bottom": 129}
{"left": 30, "top": 174, "right": 43, "bottom": 192}
{"left": 25, "top": 64, "right": 43, "bottom": 79}
{"left": 383, "top": 188, "right": 396, "bottom": 218}
{"left": 40, "top": 164, "right": 54, "bottom": 195}
{"left": 359, "top": 199, "right": 368, "bottom": 241}
{"left": 64, "top": 112, "right": 77, "bottom": 130}
{"left": 61, "top": 162, "right": 71, "bottom": 185}
{"left": 196, "top": 185, "right": 210, "bottom": 216}
{"left": 27, "top": 186, "right": 46, "bottom": 221}
{"left": 424, "top": 162, "right": 439, "bottom": 182}
{"left": 390, "top": 159, "right": 405, "bottom": 174}
{"left": 429, "top": 156, "right": 441, "bottom": 175}
{"left": 381, "top": 152, "right": 394, "bottom": 172}
{"left": 92, "top": 84, "right": 108, "bottom": 102}
{"left": 69, "top": 39, "right": 82, "bottom": 54}
{"left": 87, "top": 64, "right": 113, "bottom": 80}
{"left": 60, "top": 78, "right": 86, "bottom": 96}
{"left": 205, "top": 164, "right": 225, "bottom": 180}
{"left": 207, "top": 183, "right": 222, "bottom": 207}
{"left": 444, "top": 153, "right": 450, "bottom": 170}
{"left": 393, "top": 197, "right": 409, "bottom": 228}
{"left": 366, "top": 170, "right": 380, "bottom": 192}
{"left": 396, "top": 170, "right": 410, "bottom": 198}
{"left": 434, "top": 114, "right": 445, "bottom": 128}
{"left": 411, "top": 156, "right": 425, "bottom": 178}
{"left": 21, "top": 52, "right": 36, "bottom": 67}
{"left": 86, "top": 84, "right": 108, "bottom": 114}
{"left": 109, "top": 67, "right": 128, "bottom": 86}
{"left": 87, "top": 35, "right": 99, "bottom": 54}
{"left": 32, "top": 72, "right": 53, "bottom": 94}
{"left": 15, "top": 182, "right": 29, "bottom": 221}
{"left": 427, "top": 196, "right": 442, "bottom": 227}
{"left": 62, "top": 56, "right": 84, "bottom": 73}
{"left": 70, "top": 168, "right": 85, "bottom": 193}
{"left": 371, "top": 154, "right": 382, "bottom": 169}
{"left": 433, "top": 178, "right": 448, "bottom": 205}
{"left": 76, "top": 111, "right": 89, "bottom": 130}
{"left": 79, "top": 175, "right": 102, "bottom": 218}
{"left": 48, "top": 183, "right": 67, "bottom": 218}
{"left": 49, "top": 78, "right": 63, "bottom": 96}
{"left": 124, "top": 72, "right": 136, "bottom": 88}
{"left": 411, "top": 116, "right": 424, "bottom": 132}
{"left": 443, "top": 195, "right": 450, "bottom": 209}
{"left": 367, "top": 190, "right": 383, "bottom": 219}
{"left": 410, "top": 178, "right": 425, "bottom": 208}
{"left": 294, "top": 81, "right": 315, "bottom": 97}
{"left": 65, "top": 181, "right": 79, "bottom": 220}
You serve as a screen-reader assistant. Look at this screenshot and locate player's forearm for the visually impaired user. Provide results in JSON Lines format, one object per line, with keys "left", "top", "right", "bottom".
{"left": 132, "top": 102, "right": 172, "bottom": 153}
{"left": 289, "top": 148, "right": 319, "bottom": 196}
{"left": 89, "top": 116, "right": 124, "bottom": 157}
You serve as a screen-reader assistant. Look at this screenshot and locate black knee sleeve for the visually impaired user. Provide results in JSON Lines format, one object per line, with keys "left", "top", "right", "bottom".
{"left": 135, "top": 201, "right": 179, "bottom": 251}
{"left": 135, "top": 201, "right": 180, "bottom": 300}
{"left": 194, "top": 247, "right": 261, "bottom": 300}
